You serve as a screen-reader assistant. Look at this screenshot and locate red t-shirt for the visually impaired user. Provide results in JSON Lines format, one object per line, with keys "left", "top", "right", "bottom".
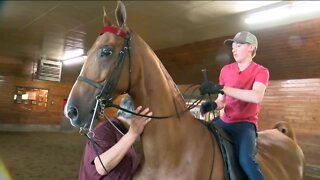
{"left": 219, "top": 62, "right": 269, "bottom": 129}
{"left": 79, "top": 119, "right": 139, "bottom": 180}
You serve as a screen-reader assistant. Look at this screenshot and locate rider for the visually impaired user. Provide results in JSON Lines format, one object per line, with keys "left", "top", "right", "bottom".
{"left": 79, "top": 95, "right": 152, "bottom": 180}
{"left": 199, "top": 31, "right": 269, "bottom": 180}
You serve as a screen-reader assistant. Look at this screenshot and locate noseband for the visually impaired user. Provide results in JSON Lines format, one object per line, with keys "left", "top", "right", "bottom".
{"left": 77, "top": 26, "right": 132, "bottom": 133}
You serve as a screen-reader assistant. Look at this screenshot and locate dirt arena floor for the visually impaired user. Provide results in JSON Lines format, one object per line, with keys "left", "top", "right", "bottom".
{"left": 0, "top": 131, "right": 319, "bottom": 180}
{"left": 0, "top": 131, "right": 86, "bottom": 180}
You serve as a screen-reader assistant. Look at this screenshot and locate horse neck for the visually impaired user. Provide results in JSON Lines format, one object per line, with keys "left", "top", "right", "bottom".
{"left": 129, "top": 33, "right": 195, "bottom": 162}
{"left": 130, "top": 33, "right": 187, "bottom": 118}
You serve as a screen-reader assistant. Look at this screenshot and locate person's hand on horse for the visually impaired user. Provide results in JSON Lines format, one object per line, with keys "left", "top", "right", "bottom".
{"left": 199, "top": 81, "right": 224, "bottom": 95}
{"left": 128, "top": 106, "right": 152, "bottom": 137}
{"left": 200, "top": 101, "right": 217, "bottom": 116}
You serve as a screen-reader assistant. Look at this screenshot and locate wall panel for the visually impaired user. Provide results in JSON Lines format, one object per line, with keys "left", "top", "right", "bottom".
{"left": 259, "top": 78, "right": 320, "bottom": 166}
{"left": 0, "top": 76, "right": 72, "bottom": 125}
{"left": 156, "top": 17, "right": 320, "bottom": 83}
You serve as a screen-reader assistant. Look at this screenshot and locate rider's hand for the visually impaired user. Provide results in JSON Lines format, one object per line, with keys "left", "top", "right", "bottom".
{"left": 200, "top": 101, "right": 217, "bottom": 116}
{"left": 128, "top": 106, "right": 152, "bottom": 137}
{"left": 199, "top": 81, "right": 224, "bottom": 95}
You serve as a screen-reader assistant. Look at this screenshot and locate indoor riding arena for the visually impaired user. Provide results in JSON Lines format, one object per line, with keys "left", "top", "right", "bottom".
{"left": 0, "top": 1, "right": 319, "bottom": 180}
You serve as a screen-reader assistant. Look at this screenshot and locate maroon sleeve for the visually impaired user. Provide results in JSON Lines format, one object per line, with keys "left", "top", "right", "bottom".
{"left": 79, "top": 119, "right": 139, "bottom": 180}
{"left": 88, "top": 121, "right": 117, "bottom": 164}
{"left": 78, "top": 120, "right": 117, "bottom": 180}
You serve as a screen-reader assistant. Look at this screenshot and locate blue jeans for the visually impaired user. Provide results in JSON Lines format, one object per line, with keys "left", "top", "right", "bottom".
{"left": 214, "top": 118, "right": 264, "bottom": 180}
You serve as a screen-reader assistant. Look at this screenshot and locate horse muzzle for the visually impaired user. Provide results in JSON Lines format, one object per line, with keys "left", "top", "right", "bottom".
{"left": 65, "top": 105, "right": 82, "bottom": 127}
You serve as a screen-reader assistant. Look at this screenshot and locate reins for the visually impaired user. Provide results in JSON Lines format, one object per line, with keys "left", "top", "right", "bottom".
{"left": 102, "top": 94, "right": 204, "bottom": 119}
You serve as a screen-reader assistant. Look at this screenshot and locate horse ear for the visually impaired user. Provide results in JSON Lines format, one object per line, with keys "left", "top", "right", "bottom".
{"left": 115, "top": 1, "right": 127, "bottom": 27}
{"left": 103, "top": 6, "right": 112, "bottom": 26}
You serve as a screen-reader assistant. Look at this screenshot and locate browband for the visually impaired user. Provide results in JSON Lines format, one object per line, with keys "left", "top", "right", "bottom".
{"left": 100, "top": 26, "right": 127, "bottom": 39}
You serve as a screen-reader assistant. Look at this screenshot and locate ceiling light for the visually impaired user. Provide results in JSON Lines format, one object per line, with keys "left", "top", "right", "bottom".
{"left": 291, "top": 1, "right": 320, "bottom": 15}
{"left": 245, "top": 5, "right": 290, "bottom": 24}
{"left": 245, "top": 2, "right": 320, "bottom": 25}
{"left": 62, "top": 49, "right": 86, "bottom": 65}
{"left": 62, "top": 49, "right": 83, "bottom": 60}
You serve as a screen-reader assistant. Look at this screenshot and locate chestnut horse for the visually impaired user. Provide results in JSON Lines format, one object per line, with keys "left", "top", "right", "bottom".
{"left": 64, "top": 1, "right": 304, "bottom": 179}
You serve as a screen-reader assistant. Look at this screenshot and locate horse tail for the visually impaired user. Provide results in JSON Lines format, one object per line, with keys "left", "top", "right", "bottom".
{"left": 273, "top": 121, "right": 296, "bottom": 142}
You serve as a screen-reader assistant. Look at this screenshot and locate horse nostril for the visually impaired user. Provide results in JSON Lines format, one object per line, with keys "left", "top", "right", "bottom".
{"left": 67, "top": 106, "right": 79, "bottom": 121}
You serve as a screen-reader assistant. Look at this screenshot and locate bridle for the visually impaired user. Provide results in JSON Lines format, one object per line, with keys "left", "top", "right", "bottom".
{"left": 77, "top": 26, "right": 132, "bottom": 177}
{"left": 78, "top": 26, "right": 132, "bottom": 134}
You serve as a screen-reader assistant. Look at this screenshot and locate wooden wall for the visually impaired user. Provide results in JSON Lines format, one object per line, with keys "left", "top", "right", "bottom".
{"left": 0, "top": 56, "right": 79, "bottom": 125}
{"left": 0, "top": 56, "right": 125, "bottom": 125}
{"left": 156, "top": 17, "right": 320, "bottom": 84}
{"left": 259, "top": 78, "right": 320, "bottom": 166}
{"left": 0, "top": 76, "right": 72, "bottom": 125}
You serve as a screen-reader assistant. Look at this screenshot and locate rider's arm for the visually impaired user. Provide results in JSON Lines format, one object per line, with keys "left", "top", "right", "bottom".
{"left": 222, "top": 81, "right": 267, "bottom": 103}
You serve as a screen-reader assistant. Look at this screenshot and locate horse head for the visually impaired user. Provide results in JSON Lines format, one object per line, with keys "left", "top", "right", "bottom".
{"left": 64, "top": 1, "right": 137, "bottom": 129}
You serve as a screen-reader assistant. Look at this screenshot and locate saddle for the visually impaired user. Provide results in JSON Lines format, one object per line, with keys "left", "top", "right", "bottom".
{"left": 201, "top": 119, "right": 247, "bottom": 180}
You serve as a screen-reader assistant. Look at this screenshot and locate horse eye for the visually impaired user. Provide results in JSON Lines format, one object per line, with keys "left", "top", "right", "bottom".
{"left": 100, "top": 47, "right": 112, "bottom": 57}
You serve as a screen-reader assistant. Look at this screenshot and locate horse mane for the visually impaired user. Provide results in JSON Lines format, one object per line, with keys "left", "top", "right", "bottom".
{"left": 133, "top": 31, "right": 187, "bottom": 105}
{"left": 158, "top": 59, "right": 186, "bottom": 101}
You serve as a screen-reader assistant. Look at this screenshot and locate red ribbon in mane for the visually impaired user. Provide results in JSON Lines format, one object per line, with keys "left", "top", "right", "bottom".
{"left": 100, "top": 26, "right": 127, "bottom": 39}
